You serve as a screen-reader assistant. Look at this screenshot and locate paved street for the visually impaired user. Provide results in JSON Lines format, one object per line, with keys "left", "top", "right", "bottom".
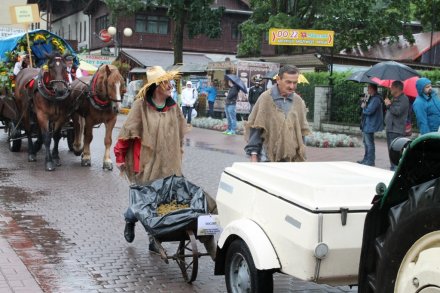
{"left": 0, "top": 114, "right": 390, "bottom": 292}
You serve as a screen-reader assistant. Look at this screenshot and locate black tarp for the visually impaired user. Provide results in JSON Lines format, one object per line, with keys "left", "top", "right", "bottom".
{"left": 128, "top": 175, "right": 207, "bottom": 239}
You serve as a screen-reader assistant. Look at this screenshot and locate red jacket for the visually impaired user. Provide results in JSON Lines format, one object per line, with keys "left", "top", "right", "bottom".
{"left": 114, "top": 137, "right": 141, "bottom": 172}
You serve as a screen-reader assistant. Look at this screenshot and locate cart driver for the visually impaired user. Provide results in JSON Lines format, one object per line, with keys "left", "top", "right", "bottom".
{"left": 244, "top": 65, "right": 311, "bottom": 162}
{"left": 65, "top": 55, "right": 83, "bottom": 83}
{"left": 114, "top": 66, "right": 187, "bottom": 253}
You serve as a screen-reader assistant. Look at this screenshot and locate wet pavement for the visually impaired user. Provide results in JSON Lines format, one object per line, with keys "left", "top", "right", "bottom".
{"left": 0, "top": 115, "right": 389, "bottom": 292}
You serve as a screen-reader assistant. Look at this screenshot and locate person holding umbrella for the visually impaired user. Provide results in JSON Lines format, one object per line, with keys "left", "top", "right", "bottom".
{"left": 384, "top": 81, "right": 409, "bottom": 170}
{"left": 357, "top": 83, "right": 384, "bottom": 167}
{"left": 223, "top": 74, "right": 247, "bottom": 135}
{"left": 413, "top": 77, "right": 440, "bottom": 135}
{"left": 244, "top": 65, "right": 311, "bottom": 162}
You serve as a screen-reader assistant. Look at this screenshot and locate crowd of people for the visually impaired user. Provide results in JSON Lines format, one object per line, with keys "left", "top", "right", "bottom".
{"left": 114, "top": 64, "right": 440, "bottom": 247}
{"left": 357, "top": 78, "right": 440, "bottom": 170}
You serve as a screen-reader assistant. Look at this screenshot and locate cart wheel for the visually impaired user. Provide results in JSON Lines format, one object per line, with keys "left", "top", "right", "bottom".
{"left": 175, "top": 230, "right": 199, "bottom": 283}
{"left": 8, "top": 122, "right": 21, "bottom": 152}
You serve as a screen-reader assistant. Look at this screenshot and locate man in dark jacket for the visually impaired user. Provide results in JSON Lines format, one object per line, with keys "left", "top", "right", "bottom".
{"left": 248, "top": 77, "right": 264, "bottom": 112}
{"left": 223, "top": 80, "right": 239, "bottom": 135}
{"left": 357, "top": 83, "right": 384, "bottom": 166}
{"left": 384, "top": 81, "right": 409, "bottom": 170}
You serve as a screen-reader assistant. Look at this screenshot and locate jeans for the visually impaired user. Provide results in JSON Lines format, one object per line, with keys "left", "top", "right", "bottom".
{"left": 362, "top": 132, "right": 375, "bottom": 166}
{"left": 182, "top": 106, "right": 193, "bottom": 124}
{"left": 386, "top": 132, "right": 403, "bottom": 170}
{"left": 225, "top": 104, "right": 237, "bottom": 132}
{"left": 208, "top": 101, "right": 214, "bottom": 118}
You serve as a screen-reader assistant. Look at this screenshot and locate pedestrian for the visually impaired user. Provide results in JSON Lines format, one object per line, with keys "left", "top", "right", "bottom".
{"left": 384, "top": 80, "right": 409, "bottom": 170}
{"left": 201, "top": 81, "right": 217, "bottom": 118}
{"left": 113, "top": 66, "right": 186, "bottom": 252}
{"left": 244, "top": 65, "right": 311, "bottom": 162}
{"left": 248, "top": 76, "right": 264, "bottom": 113}
{"left": 65, "top": 55, "right": 83, "bottom": 83}
{"left": 413, "top": 77, "right": 440, "bottom": 135}
{"left": 181, "top": 80, "right": 198, "bottom": 124}
{"left": 170, "top": 79, "right": 178, "bottom": 103}
{"left": 357, "top": 83, "right": 384, "bottom": 166}
{"left": 223, "top": 79, "right": 239, "bottom": 135}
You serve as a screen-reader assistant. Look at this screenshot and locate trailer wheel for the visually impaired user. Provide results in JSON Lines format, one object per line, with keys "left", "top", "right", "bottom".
{"left": 8, "top": 122, "right": 21, "bottom": 152}
{"left": 225, "top": 239, "right": 273, "bottom": 293}
{"left": 368, "top": 182, "right": 440, "bottom": 292}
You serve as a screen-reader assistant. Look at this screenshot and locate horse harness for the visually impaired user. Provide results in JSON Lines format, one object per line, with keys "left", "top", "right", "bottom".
{"left": 86, "top": 70, "right": 122, "bottom": 112}
{"left": 33, "top": 64, "right": 70, "bottom": 102}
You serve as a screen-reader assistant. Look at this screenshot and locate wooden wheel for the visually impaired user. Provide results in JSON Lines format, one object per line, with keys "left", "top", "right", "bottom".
{"left": 175, "top": 230, "right": 199, "bottom": 283}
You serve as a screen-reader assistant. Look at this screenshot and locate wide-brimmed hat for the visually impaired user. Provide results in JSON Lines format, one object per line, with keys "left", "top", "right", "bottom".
{"left": 137, "top": 66, "right": 179, "bottom": 98}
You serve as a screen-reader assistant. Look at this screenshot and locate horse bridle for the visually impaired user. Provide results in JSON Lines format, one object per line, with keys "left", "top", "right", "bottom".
{"left": 37, "top": 57, "right": 70, "bottom": 101}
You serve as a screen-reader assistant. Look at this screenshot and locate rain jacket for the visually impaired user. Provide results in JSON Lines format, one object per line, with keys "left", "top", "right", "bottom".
{"left": 413, "top": 78, "right": 440, "bottom": 135}
{"left": 361, "top": 94, "right": 384, "bottom": 133}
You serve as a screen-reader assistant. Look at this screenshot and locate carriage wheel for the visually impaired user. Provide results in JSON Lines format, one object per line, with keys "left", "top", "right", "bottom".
{"left": 8, "top": 122, "right": 21, "bottom": 152}
{"left": 175, "top": 230, "right": 199, "bottom": 283}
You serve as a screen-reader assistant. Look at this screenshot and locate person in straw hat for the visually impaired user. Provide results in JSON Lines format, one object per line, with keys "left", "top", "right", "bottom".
{"left": 113, "top": 66, "right": 187, "bottom": 251}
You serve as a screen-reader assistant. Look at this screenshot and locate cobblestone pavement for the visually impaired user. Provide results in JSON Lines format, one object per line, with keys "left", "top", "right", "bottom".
{"left": 0, "top": 115, "right": 390, "bottom": 292}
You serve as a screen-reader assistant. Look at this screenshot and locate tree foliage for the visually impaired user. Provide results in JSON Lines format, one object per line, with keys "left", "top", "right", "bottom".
{"left": 411, "top": 0, "right": 440, "bottom": 31}
{"left": 238, "top": 0, "right": 414, "bottom": 57}
{"left": 103, "top": 0, "right": 224, "bottom": 64}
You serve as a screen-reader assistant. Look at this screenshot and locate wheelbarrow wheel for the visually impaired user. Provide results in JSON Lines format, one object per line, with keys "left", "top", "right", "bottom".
{"left": 175, "top": 230, "right": 198, "bottom": 283}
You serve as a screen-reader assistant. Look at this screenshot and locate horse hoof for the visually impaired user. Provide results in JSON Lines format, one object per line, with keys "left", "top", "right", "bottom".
{"left": 28, "top": 154, "right": 37, "bottom": 162}
{"left": 45, "top": 162, "right": 55, "bottom": 171}
{"left": 102, "top": 162, "right": 113, "bottom": 171}
{"left": 81, "top": 159, "right": 91, "bottom": 167}
{"left": 53, "top": 158, "right": 61, "bottom": 167}
{"left": 73, "top": 150, "right": 83, "bottom": 157}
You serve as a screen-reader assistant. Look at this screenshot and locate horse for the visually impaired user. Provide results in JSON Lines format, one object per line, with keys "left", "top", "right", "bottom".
{"left": 70, "top": 64, "right": 125, "bottom": 171}
{"left": 14, "top": 51, "right": 71, "bottom": 171}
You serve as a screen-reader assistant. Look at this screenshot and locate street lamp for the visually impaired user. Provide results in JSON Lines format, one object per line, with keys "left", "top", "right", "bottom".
{"left": 107, "top": 26, "right": 133, "bottom": 57}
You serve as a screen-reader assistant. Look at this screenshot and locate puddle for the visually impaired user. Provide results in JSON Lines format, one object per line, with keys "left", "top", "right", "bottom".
{"left": 0, "top": 168, "right": 100, "bottom": 292}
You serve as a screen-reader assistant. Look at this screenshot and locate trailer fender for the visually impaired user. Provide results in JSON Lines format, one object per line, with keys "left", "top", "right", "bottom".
{"left": 216, "top": 219, "right": 280, "bottom": 273}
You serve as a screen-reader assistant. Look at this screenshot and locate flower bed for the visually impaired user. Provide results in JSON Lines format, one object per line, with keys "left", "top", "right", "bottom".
{"left": 191, "top": 117, "right": 360, "bottom": 148}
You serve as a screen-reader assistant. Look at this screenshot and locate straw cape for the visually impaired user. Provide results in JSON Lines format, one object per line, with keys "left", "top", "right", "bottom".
{"left": 136, "top": 66, "right": 180, "bottom": 100}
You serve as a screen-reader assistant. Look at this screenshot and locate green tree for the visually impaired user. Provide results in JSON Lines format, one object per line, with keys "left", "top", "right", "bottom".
{"left": 238, "top": 0, "right": 414, "bottom": 57}
{"left": 411, "top": 0, "right": 440, "bottom": 31}
{"left": 104, "top": 0, "right": 224, "bottom": 65}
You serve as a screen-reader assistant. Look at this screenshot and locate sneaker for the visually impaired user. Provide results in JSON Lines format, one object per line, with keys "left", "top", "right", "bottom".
{"left": 124, "top": 222, "right": 135, "bottom": 243}
{"left": 222, "top": 130, "right": 230, "bottom": 134}
{"left": 356, "top": 160, "right": 365, "bottom": 164}
{"left": 226, "top": 131, "right": 236, "bottom": 135}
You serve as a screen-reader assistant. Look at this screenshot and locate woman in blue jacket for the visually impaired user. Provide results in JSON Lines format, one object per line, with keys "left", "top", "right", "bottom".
{"left": 413, "top": 78, "right": 440, "bottom": 135}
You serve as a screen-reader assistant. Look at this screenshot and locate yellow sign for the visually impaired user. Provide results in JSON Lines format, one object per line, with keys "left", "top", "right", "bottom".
{"left": 269, "top": 28, "right": 334, "bottom": 47}
{"left": 10, "top": 4, "right": 40, "bottom": 24}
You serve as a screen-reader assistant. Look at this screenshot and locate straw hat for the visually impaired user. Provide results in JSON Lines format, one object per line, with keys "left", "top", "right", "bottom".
{"left": 137, "top": 66, "right": 179, "bottom": 99}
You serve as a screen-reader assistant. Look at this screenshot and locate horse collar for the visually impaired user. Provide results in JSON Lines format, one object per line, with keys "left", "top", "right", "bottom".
{"left": 37, "top": 70, "right": 70, "bottom": 101}
{"left": 90, "top": 72, "right": 111, "bottom": 108}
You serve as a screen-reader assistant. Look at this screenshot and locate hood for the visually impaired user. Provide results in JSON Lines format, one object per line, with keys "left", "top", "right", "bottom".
{"left": 416, "top": 77, "right": 431, "bottom": 99}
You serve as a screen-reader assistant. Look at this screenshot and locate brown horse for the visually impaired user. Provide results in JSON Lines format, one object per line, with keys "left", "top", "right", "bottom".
{"left": 14, "top": 51, "right": 71, "bottom": 171}
{"left": 70, "top": 64, "right": 125, "bottom": 170}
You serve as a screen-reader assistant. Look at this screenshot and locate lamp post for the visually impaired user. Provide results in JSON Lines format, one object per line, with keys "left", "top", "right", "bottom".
{"left": 107, "top": 26, "right": 133, "bottom": 57}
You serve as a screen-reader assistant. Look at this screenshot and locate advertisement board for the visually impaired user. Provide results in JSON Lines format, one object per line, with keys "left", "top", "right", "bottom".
{"left": 269, "top": 28, "right": 334, "bottom": 47}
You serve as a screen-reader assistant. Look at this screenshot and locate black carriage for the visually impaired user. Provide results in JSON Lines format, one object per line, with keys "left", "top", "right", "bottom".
{"left": 128, "top": 175, "right": 217, "bottom": 283}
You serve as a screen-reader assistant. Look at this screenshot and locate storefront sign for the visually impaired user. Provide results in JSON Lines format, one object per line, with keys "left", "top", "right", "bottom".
{"left": 269, "top": 28, "right": 334, "bottom": 47}
{"left": 77, "top": 54, "right": 115, "bottom": 67}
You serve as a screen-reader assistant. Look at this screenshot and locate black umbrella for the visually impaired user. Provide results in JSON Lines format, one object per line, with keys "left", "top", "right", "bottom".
{"left": 346, "top": 70, "right": 376, "bottom": 83}
{"left": 263, "top": 70, "right": 278, "bottom": 80}
{"left": 364, "top": 61, "right": 420, "bottom": 81}
{"left": 225, "top": 74, "right": 248, "bottom": 94}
